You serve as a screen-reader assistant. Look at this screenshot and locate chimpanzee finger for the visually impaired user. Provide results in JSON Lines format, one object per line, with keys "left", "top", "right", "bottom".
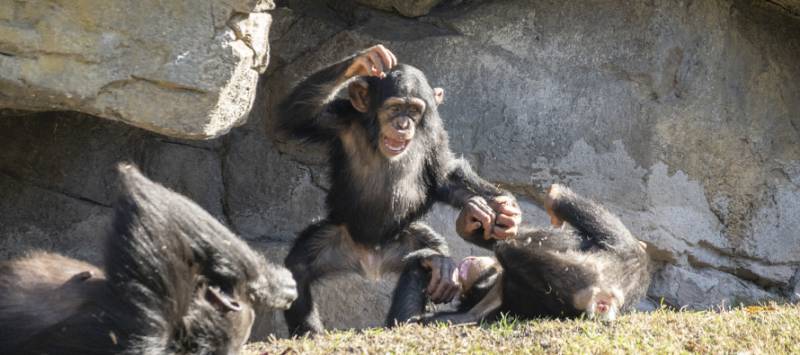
{"left": 494, "top": 213, "right": 517, "bottom": 229}
{"left": 492, "top": 224, "right": 518, "bottom": 239}
{"left": 448, "top": 284, "right": 460, "bottom": 302}
{"left": 349, "top": 57, "right": 369, "bottom": 77}
{"left": 430, "top": 268, "right": 452, "bottom": 302}
{"left": 476, "top": 200, "right": 499, "bottom": 222}
{"left": 489, "top": 197, "right": 521, "bottom": 217}
{"left": 500, "top": 202, "right": 522, "bottom": 217}
{"left": 367, "top": 51, "right": 384, "bottom": 77}
{"left": 426, "top": 263, "right": 442, "bottom": 295}
{"left": 466, "top": 201, "right": 494, "bottom": 239}
{"left": 475, "top": 200, "right": 497, "bottom": 240}
{"left": 467, "top": 201, "right": 494, "bottom": 223}
{"left": 444, "top": 274, "right": 460, "bottom": 302}
{"left": 388, "top": 49, "right": 398, "bottom": 68}
{"left": 467, "top": 221, "right": 482, "bottom": 233}
{"left": 492, "top": 195, "right": 515, "bottom": 205}
{"left": 374, "top": 45, "right": 395, "bottom": 71}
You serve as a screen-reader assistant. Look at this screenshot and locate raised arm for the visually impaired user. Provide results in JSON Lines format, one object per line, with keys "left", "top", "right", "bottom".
{"left": 276, "top": 45, "right": 397, "bottom": 142}
{"left": 544, "top": 184, "right": 642, "bottom": 253}
{"left": 435, "top": 157, "right": 522, "bottom": 248}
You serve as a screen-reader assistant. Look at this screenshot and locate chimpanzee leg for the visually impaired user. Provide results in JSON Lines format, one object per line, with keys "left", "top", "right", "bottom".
{"left": 547, "top": 185, "right": 638, "bottom": 251}
{"left": 384, "top": 222, "right": 449, "bottom": 326}
{"left": 386, "top": 263, "right": 429, "bottom": 326}
{"left": 284, "top": 221, "right": 360, "bottom": 336}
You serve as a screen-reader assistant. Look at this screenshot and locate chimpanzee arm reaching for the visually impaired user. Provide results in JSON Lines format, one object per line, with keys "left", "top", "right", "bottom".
{"left": 401, "top": 223, "right": 460, "bottom": 304}
{"left": 435, "top": 158, "right": 522, "bottom": 246}
{"left": 544, "top": 184, "right": 641, "bottom": 252}
{"left": 277, "top": 45, "right": 397, "bottom": 142}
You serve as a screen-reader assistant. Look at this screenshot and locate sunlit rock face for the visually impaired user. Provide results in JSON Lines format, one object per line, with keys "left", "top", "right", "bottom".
{"left": 0, "top": 0, "right": 274, "bottom": 139}
{"left": 1, "top": 0, "right": 799, "bottom": 338}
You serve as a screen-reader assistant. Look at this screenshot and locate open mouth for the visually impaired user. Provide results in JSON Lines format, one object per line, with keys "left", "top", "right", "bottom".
{"left": 457, "top": 257, "right": 474, "bottom": 283}
{"left": 383, "top": 136, "right": 409, "bottom": 156}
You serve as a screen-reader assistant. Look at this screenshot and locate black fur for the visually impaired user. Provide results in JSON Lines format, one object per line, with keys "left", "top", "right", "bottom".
{"left": 277, "top": 51, "right": 511, "bottom": 335}
{"left": 447, "top": 186, "right": 650, "bottom": 322}
{"left": 0, "top": 165, "right": 296, "bottom": 354}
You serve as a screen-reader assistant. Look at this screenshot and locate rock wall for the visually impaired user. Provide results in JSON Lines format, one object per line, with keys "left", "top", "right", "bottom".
{"left": 1, "top": 0, "right": 799, "bottom": 339}
{"left": 0, "top": 0, "right": 274, "bottom": 139}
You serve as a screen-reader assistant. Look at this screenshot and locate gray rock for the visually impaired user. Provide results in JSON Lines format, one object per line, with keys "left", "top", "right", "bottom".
{"left": 258, "top": 0, "right": 800, "bottom": 324}
{"left": 634, "top": 298, "right": 660, "bottom": 312}
{"left": 0, "top": 0, "right": 274, "bottom": 139}
{"left": 650, "top": 265, "right": 776, "bottom": 310}
{"left": 355, "top": 0, "right": 442, "bottom": 17}
{"left": 0, "top": 172, "right": 113, "bottom": 263}
{"left": 1, "top": 0, "right": 800, "bottom": 340}
{"left": 766, "top": 0, "right": 800, "bottom": 17}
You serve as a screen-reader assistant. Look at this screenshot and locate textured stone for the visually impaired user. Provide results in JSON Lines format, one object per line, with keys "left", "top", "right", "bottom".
{"left": 767, "top": 0, "right": 800, "bottom": 17}
{"left": 650, "top": 265, "right": 775, "bottom": 309}
{"left": 0, "top": 0, "right": 274, "bottom": 139}
{"left": 355, "top": 0, "right": 442, "bottom": 17}
{"left": 1, "top": 0, "right": 799, "bottom": 340}
{"left": 258, "top": 0, "right": 800, "bottom": 325}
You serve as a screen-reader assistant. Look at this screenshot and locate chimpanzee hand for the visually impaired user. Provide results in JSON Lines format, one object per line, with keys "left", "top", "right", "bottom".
{"left": 456, "top": 195, "right": 521, "bottom": 240}
{"left": 345, "top": 44, "right": 398, "bottom": 79}
{"left": 488, "top": 195, "right": 522, "bottom": 239}
{"left": 456, "top": 196, "right": 495, "bottom": 240}
{"left": 421, "top": 255, "right": 460, "bottom": 304}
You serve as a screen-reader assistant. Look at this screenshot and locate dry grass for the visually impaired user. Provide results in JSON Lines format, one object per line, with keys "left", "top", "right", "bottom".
{"left": 245, "top": 303, "right": 800, "bottom": 354}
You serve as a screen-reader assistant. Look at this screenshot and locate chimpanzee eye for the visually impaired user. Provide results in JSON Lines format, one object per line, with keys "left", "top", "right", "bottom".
{"left": 389, "top": 105, "right": 400, "bottom": 113}
{"left": 409, "top": 107, "right": 420, "bottom": 115}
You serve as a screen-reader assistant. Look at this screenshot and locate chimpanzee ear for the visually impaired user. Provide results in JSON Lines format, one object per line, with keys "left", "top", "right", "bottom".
{"left": 433, "top": 87, "right": 445, "bottom": 105}
{"left": 206, "top": 285, "right": 242, "bottom": 313}
{"left": 348, "top": 79, "right": 370, "bottom": 113}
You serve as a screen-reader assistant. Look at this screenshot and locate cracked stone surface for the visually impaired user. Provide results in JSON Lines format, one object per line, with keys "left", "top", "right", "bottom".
{"left": 354, "top": 0, "right": 443, "bottom": 17}
{"left": 0, "top": 0, "right": 274, "bottom": 139}
{"left": 0, "top": 0, "right": 799, "bottom": 340}
{"left": 767, "top": 0, "right": 800, "bottom": 17}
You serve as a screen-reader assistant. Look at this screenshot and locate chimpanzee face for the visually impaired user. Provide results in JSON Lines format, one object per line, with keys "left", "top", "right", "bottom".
{"left": 457, "top": 256, "right": 501, "bottom": 294}
{"left": 375, "top": 96, "right": 425, "bottom": 158}
{"left": 348, "top": 64, "right": 444, "bottom": 160}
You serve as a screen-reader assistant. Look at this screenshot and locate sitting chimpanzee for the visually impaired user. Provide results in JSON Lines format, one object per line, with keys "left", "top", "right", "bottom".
{"left": 0, "top": 164, "right": 298, "bottom": 354}
{"left": 276, "top": 44, "right": 522, "bottom": 335}
{"left": 420, "top": 184, "right": 650, "bottom": 324}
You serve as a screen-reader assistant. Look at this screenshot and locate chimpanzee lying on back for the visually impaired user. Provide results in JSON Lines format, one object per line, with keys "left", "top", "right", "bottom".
{"left": 0, "top": 164, "right": 297, "bottom": 355}
{"left": 421, "top": 184, "right": 650, "bottom": 324}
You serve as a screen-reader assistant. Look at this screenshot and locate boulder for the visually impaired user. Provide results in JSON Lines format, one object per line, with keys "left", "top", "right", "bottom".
{"left": 650, "top": 265, "right": 775, "bottom": 310}
{"left": 0, "top": 0, "right": 274, "bottom": 139}
{"left": 1, "top": 0, "right": 799, "bottom": 338}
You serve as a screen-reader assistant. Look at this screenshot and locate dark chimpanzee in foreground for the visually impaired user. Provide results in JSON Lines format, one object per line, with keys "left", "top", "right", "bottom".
{"left": 0, "top": 164, "right": 298, "bottom": 355}
{"left": 277, "top": 45, "right": 522, "bottom": 335}
{"left": 420, "top": 184, "right": 650, "bottom": 324}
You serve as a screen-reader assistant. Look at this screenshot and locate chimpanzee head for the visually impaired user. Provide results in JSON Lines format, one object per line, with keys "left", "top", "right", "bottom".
{"left": 110, "top": 165, "right": 298, "bottom": 353}
{"left": 348, "top": 64, "right": 445, "bottom": 159}
{"left": 454, "top": 256, "right": 502, "bottom": 310}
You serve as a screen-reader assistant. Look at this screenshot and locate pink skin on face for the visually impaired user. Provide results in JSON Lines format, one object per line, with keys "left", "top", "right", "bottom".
{"left": 456, "top": 256, "right": 500, "bottom": 292}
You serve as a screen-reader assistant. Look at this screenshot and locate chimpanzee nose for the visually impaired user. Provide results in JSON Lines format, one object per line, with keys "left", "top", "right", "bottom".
{"left": 396, "top": 118, "right": 410, "bottom": 130}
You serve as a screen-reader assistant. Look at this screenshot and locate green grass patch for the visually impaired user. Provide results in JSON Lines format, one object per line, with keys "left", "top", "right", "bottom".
{"left": 245, "top": 303, "right": 800, "bottom": 354}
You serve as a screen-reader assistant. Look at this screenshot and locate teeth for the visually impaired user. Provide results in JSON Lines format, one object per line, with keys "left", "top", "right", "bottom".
{"left": 384, "top": 138, "right": 406, "bottom": 152}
